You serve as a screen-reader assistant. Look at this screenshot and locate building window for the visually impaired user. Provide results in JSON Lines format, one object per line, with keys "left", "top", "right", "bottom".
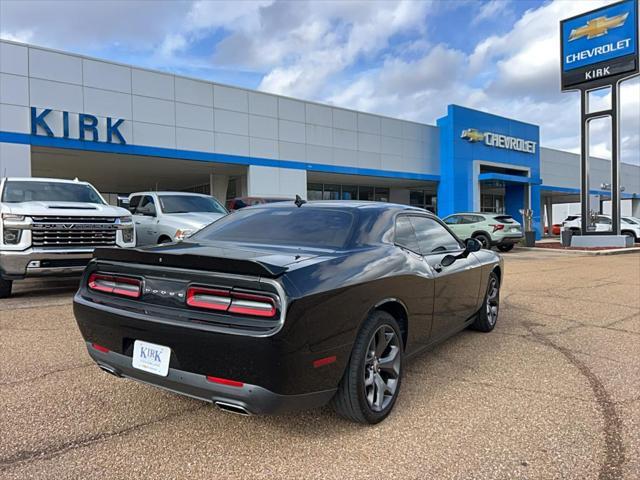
{"left": 409, "top": 190, "right": 437, "bottom": 213}
{"left": 374, "top": 187, "right": 389, "bottom": 202}
{"left": 308, "top": 183, "right": 323, "bottom": 200}
{"left": 341, "top": 185, "right": 358, "bottom": 200}
{"left": 481, "top": 193, "right": 505, "bottom": 213}
{"left": 323, "top": 184, "right": 341, "bottom": 200}
{"left": 306, "top": 183, "right": 391, "bottom": 203}
{"left": 358, "top": 186, "right": 374, "bottom": 201}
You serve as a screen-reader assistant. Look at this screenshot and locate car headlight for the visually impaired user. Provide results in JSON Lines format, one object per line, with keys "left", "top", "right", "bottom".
{"left": 122, "top": 227, "right": 134, "bottom": 243}
{"left": 118, "top": 216, "right": 133, "bottom": 224}
{"left": 3, "top": 228, "right": 22, "bottom": 244}
{"left": 174, "top": 229, "right": 194, "bottom": 241}
{"left": 2, "top": 214, "right": 27, "bottom": 244}
{"left": 2, "top": 213, "right": 25, "bottom": 221}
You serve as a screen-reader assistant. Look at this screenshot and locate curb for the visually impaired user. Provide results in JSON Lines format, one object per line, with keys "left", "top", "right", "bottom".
{"left": 514, "top": 246, "right": 640, "bottom": 256}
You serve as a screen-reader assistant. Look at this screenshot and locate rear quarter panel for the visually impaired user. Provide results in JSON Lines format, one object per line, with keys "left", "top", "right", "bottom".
{"left": 281, "top": 246, "right": 434, "bottom": 379}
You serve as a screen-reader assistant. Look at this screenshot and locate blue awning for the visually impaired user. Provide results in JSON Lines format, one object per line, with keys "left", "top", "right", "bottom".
{"left": 478, "top": 172, "right": 542, "bottom": 185}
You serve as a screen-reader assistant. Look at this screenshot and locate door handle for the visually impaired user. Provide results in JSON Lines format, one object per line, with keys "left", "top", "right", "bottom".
{"left": 433, "top": 263, "right": 443, "bottom": 273}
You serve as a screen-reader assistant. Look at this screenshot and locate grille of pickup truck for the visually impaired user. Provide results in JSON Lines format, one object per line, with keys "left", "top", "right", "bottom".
{"left": 31, "top": 216, "right": 118, "bottom": 248}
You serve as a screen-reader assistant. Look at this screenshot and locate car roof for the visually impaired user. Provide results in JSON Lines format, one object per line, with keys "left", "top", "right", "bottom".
{"left": 250, "top": 199, "right": 430, "bottom": 213}
{"left": 129, "top": 191, "right": 213, "bottom": 197}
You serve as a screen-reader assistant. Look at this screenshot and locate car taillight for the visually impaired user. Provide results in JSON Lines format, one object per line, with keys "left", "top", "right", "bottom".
{"left": 88, "top": 273, "right": 141, "bottom": 298}
{"left": 186, "top": 287, "right": 231, "bottom": 311}
{"left": 227, "top": 291, "right": 277, "bottom": 317}
{"left": 491, "top": 224, "right": 505, "bottom": 232}
{"left": 186, "top": 286, "right": 277, "bottom": 318}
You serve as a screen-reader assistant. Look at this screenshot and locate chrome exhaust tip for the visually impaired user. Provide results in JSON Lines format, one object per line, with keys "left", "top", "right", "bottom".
{"left": 98, "top": 363, "right": 121, "bottom": 377}
{"left": 215, "top": 401, "right": 251, "bottom": 416}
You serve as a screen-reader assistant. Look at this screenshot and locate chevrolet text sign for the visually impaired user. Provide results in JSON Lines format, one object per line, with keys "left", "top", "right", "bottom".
{"left": 561, "top": 0, "right": 639, "bottom": 89}
{"left": 461, "top": 129, "right": 537, "bottom": 154}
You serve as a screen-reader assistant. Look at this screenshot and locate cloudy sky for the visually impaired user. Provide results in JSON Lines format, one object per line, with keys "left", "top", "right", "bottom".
{"left": 1, "top": 0, "right": 638, "bottom": 164}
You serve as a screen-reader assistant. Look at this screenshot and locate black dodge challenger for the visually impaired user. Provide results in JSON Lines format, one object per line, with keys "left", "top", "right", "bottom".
{"left": 74, "top": 201, "right": 503, "bottom": 424}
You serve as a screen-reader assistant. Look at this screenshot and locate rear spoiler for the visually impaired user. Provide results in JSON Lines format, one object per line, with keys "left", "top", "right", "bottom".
{"left": 92, "top": 247, "right": 287, "bottom": 278}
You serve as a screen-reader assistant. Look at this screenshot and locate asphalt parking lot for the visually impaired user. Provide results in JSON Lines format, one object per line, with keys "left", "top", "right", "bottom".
{"left": 1, "top": 249, "right": 639, "bottom": 480}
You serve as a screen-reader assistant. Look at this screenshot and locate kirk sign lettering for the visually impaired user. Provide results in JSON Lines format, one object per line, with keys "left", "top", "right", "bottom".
{"left": 30, "top": 108, "right": 127, "bottom": 144}
{"left": 561, "top": 0, "right": 639, "bottom": 90}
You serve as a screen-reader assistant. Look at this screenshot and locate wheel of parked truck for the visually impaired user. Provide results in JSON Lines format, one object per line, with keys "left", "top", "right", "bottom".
{"left": 0, "top": 279, "right": 12, "bottom": 299}
{"left": 470, "top": 271, "right": 500, "bottom": 332}
{"left": 473, "top": 233, "right": 491, "bottom": 250}
{"left": 622, "top": 231, "right": 637, "bottom": 243}
{"left": 158, "top": 236, "right": 172, "bottom": 244}
{"left": 497, "top": 244, "right": 514, "bottom": 252}
{"left": 332, "top": 310, "right": 403, "bottom": 424}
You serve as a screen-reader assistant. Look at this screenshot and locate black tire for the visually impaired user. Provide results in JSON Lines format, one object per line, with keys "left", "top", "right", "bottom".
{"left": 497, "top": 243, "right": 514, "bottom": 252}
{"left": 0, "top": 278, "right": 12, "bottom": 298}
{"left": 470, "top": 271, "right": 500, "bottom": 332}
{"left": 158, "top": 236, "right": 172, "bottom": 244}
{"left": 473, "top": 233, "right": 491, "bottom": 250}
{"left": 332, "top": 310, "right": 403, "bottom": 424}
{"left": 622, "top": 231, "right": 637, "bottom": 243}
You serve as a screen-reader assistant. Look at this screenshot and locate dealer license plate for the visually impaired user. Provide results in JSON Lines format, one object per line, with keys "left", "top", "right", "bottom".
{"left": 132, "top": 340, "right": 171, "bottom": 377}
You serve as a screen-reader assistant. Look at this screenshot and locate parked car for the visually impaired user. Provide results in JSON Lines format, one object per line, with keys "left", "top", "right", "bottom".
{"left": 73, "top": 201, "right": 502, "bottom": 424}
{"left": 544, "top": 224, "right": 561, "bottom": 236}
{"left": 128, "top": 192, "right": 227, "bottom": 246}
{"left": 0, "top": 177, "right": 134, "bottom": 298}
{"left": 227, "top": 196, "right": 292, "bottom": 211}
{"left": 561, "top": 215, "right": 639, "bottom": 242}
{"left": 442, "top": 212, "right": 523, "bottom": 252}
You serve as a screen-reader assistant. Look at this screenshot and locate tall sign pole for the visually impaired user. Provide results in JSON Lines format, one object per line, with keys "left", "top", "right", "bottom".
{"left": 560, "top": 0, "right": 639, "bottom": 236}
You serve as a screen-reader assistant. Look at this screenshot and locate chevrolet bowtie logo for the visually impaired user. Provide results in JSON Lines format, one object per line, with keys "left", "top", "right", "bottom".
{"left": 460, "top": 128, "right": 485, "bottom": 142}
{"left": 569, "top": 13, "right": 629, "bottom": 41}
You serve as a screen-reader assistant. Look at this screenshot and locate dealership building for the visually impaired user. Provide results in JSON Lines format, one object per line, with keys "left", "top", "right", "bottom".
{"left": 1, "top": 39, "right": 639, "bottom": 238}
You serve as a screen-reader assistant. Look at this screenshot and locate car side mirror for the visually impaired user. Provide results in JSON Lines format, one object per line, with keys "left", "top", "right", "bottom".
{"left": 465, "top": 238, "right": 482, "bottom": 253}
{"left": 441, "top": 254, "right": 457, "bottom": 267}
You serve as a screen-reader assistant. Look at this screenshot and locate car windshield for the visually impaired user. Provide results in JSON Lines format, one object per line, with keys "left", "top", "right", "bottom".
{"left": 158, "top": 195, "right": 226, "bottom": 214}
{"left": 1, "top": 180, "right": 105, "bottom": 204}
{"left": 192, "top": 207, "right": 355, "bottom": 249}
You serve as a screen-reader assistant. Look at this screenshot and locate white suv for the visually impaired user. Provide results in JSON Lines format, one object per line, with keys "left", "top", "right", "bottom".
{"left": 561, "top": 214, "right": 639, "bottom": 242}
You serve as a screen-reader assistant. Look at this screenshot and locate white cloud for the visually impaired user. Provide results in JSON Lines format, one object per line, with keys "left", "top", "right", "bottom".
{"left": 471, "top": 0, "right": 512, "bottom": 26}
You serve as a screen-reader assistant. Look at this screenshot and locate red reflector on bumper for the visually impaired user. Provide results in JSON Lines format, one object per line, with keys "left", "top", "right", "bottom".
{"left": 313, "top": 355, "right": 337, "bottom": 368}
{"left": 206, "top": 376, "right": 244, "bottom": 388}
{"left": 92, "top": 343, "right": 110, "bottom": 353}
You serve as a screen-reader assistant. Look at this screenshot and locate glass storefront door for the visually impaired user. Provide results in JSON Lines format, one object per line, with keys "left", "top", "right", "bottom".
{"left": 480, "top": 181, "right": 505, "bottom": 213}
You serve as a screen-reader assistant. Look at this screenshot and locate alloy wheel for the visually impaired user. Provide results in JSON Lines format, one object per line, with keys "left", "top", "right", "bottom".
{"left": 363, "top": 325, "right": 401, "bottom": 412}
{"left": 476, "top": 235, "right": 490, "bottom": 249}
{"left": 486, "top": 276, "right": 499, "bottom": 326}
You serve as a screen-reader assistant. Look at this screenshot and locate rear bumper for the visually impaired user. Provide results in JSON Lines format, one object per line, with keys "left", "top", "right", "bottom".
{"left": 0, "top": 248, "right": 93, "bottom": 279}
{"left": 73, "top": 289, "right": 348, "bottom": 411}
{"left": 492, "top": 234, "right": 523, "bottom": 246}
{"left": 86, "top": 342, "right": 336, "bottom": 415}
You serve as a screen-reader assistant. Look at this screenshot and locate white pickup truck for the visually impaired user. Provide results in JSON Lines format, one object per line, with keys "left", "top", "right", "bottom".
{"left": 0, "top": 177, "right": 135, "bottom": 298}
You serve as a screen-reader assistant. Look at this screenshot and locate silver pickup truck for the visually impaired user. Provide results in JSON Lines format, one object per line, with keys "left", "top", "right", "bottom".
{"left": 128, "top": 191, "right": 227, "bottom": 246}
{"left": 0, "top": 177, "right": 135, "bottom": 298}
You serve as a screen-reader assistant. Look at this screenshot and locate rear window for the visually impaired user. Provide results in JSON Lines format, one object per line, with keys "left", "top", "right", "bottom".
{"left": 565, "top": 215, "right": 579, "bottom": 221}
{"left": 192, "top": 207, "right": 354, "bottom": 249}
{"left": 493, "top": 215, "right": 515, "bottom": 224}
